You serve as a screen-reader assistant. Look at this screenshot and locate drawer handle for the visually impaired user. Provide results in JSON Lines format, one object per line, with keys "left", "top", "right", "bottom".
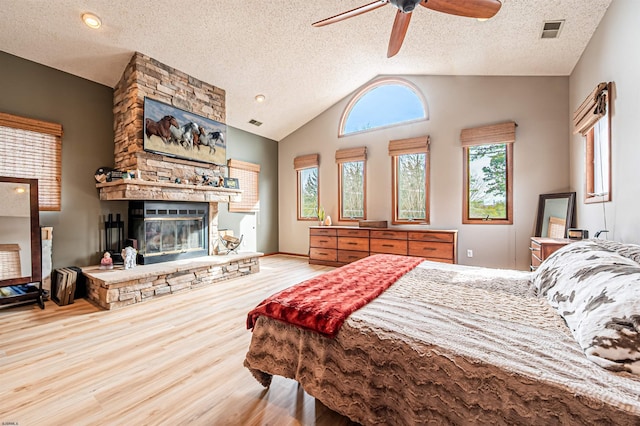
{"left": 382, "top": 244, "right": 394, "bottom": 248}
{"left": 421, "top": 247, "right": 436, "bottom": 251}
{"left": 347, "top": 242, "right": 357, "bottom": 245}
{"left": 319, "top": 239, "right": 328, "bottom": 243}
{"left": 529, "top": 247, "right": 540, "bottom": 252}
{"left": 318, "top": 252, "right": 328, "bottom": 256}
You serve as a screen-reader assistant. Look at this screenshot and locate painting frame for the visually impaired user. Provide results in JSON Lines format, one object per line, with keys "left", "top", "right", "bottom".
{"left": 143, "top": 97, "right": 227, "bottom": 165}
{"left": 223, "top": 177, "right": 239, "bottom": 189}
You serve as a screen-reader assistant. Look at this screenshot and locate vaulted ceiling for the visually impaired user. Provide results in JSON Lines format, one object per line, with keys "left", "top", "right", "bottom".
{"left": 0, "top": 0, "right": 611, "bottom": 141}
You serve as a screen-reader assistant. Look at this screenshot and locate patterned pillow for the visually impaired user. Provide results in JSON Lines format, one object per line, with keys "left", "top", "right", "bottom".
{"left": 533, "top": 240, "right": 640, "bottom": 374}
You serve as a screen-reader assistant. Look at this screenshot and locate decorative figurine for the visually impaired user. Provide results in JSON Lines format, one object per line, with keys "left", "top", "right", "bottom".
{"left": 100, "top": 251, "right": 114, "bottom": 269}
{"left": 218, "top": 176, "right": 224, "bottom": 188}
{"left": 121, "top": 246, "right": 137, "bottom": 270}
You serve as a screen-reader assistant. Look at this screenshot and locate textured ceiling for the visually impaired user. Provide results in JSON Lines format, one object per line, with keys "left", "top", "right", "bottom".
{"left": 0, "top": 0, "right": 611, "bottom": 141}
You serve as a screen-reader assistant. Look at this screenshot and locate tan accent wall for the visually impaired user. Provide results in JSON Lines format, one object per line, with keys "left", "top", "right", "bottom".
{"left": 569, "top": 1, "right": 640, "bottom": 244}
{"left": 279, "top": 75, "right": 570, "bottom": 270}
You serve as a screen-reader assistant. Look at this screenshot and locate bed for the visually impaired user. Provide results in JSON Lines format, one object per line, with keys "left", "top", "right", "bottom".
{"left": 244, "top": 240, "right": 640, "bottom": 424}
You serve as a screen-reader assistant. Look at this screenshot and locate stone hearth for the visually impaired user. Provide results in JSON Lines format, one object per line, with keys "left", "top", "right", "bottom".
{"left": 83, "top": 253, "right": 261, "bottom": 310}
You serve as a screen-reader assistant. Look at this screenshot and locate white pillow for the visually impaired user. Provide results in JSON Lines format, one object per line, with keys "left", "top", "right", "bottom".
{"left": 533, "top": 240, "right": 640, "bottom": 374}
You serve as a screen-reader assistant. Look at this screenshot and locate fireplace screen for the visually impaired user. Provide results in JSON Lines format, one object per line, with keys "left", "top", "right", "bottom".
{"left": 128, "top": 201, "right": 208, "bottom": 264}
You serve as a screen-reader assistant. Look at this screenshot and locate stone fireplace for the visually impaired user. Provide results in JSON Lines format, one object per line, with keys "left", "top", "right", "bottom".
{"left": 86, "top": 52, "right": 261, "bottom": 310}
{"left": 97, "top": 51, "right": 239, "bottom": 256}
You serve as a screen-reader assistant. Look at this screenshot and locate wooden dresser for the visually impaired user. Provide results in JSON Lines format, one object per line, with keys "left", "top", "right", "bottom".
{"left": 309, "top": 226, "right": 458, "bottom": 267}
{"left": 529, "top": 237, "right": 573, "bottom": 271}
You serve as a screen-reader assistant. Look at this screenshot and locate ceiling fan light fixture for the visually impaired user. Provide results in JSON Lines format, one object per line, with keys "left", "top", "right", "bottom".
{"left": 82, "top": 13, "right": 102, "bottom": 29}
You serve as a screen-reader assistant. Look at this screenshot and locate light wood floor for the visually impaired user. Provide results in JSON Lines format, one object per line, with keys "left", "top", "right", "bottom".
{"left": 0, "top": 255, "right": 358, "bottom": 426}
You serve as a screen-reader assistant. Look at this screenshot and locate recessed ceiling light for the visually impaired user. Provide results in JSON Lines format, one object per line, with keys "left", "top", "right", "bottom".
{"left": 255, "top": 94, "right": 266, "bottom": 103}
{"left": 82, "top": 13, "right": 102, "bottom": 29}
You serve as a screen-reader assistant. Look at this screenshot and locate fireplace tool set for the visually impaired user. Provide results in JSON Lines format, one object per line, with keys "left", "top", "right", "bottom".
{"left": 104, "top": 213, "right": 125, "bottom": 263}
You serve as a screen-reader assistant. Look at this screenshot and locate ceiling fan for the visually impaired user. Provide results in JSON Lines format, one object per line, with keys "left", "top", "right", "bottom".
{"left": 313, "top": 0, "right": 502, "bottom": 58}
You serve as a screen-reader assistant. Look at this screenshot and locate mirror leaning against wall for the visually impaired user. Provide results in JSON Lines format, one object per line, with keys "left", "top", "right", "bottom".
{"left": 0, "top": 176, "right": 44, "bottom": 309}
{"left": 534, "top": 192, "right": 576, "bottom": 239}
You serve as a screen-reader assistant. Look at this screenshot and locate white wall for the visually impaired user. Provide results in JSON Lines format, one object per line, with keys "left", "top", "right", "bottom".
{"left": 279, "top": 75, "right": 570, "bottom": 270}
{"left": 569, "top": 1, "right": 640, "bottom": 244}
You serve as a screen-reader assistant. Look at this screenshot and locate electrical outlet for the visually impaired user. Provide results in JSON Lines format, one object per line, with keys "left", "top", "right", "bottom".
{"left": 467, "top": 249, "right": 473, "bottom": 258}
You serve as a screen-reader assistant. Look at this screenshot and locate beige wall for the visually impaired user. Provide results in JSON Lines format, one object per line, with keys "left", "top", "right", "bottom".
{"left": 569, "top": 1, "right": 640, "bottom": 244}
{"left": 279, "top": 75, "right": 570, "bottom": 270}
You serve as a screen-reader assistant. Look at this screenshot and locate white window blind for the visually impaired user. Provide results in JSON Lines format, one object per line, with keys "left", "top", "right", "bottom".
{"left": 0, "top": 112, "right": 62, "bottom": 211}
{"left": 228, "top": 159, "right": 260, "bottom": 212}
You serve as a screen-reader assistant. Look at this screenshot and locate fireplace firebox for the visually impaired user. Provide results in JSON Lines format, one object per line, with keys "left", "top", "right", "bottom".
{"left": 128, "top": 201, "right": 209, "bottom": 265}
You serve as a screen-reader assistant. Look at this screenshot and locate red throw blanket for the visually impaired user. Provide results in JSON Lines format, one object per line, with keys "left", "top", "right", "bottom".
{"left": 247, "top": 254, "right": 424, "bottom": 337}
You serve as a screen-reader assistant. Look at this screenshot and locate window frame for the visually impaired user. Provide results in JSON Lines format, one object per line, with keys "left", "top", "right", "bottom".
{"left": 389, "top": 136, "right": 430, "bottom": 225}
{"left": 461, "top": 122, "right": 515, "bottom": 225}
{"left": 585, "top": 100, "right": 611, "bottom": 204}
{"left": 338, "top": 77, "right": 428, "bottom": 137}
{"left": 296, "top": 167, "right": 319, "bottom": 222}
{"left": 294, "top": 154, "right": 320, "bottom": 221}
{"left": 336, "top": 147, "right": 367, "bottom": 222}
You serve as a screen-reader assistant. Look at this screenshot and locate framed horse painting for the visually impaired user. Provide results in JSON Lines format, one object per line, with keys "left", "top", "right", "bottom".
{"left": 143, "top": 97, "right": 227, "bottom": 165}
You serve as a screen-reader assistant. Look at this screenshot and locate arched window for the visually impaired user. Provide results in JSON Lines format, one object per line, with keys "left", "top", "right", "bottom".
{"left": 339, "top": 78, "right": 428, "bottom": 137}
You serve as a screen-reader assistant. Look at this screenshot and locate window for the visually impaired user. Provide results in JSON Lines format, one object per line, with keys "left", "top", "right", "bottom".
{"left": 336, "top": 147, "right": 367, "bottom": 221}
{"left": 339, "top": 78, "right": 427, "bottom": 136}
{"left": 585, "top": 114, "right": 611, "bottom": 203}
{"left": 461, "top": 122, "right": 515, "bottom": 224}
{"left": 294, "top": 154, "right": 319, "bottom": 220}
{"left": 389, "top": 136, "right": 430, "bottom": 224}
{"left": 227, "top": 159, "right": 260, "bottom": 212}
{"left": 573, "top": 82, "right": 611, "bottom": 203}
{"left": 0, "top": 112, "right": 62, "bottom": 211}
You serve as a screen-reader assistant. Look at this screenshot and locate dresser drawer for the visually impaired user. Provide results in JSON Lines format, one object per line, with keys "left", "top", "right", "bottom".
{"left": 370, "top": 239, "right": 408, "bottom": 255}
{"left": 531, "top": 253, "right": 542, "bottom": 268}
{"left": 338, "top": 250, "right": 369, "bottom": 263}
{"left": 423, "top": 257, "right": 454, "bottom": 264}
{"left": 309, "top": 247, "right": 337, "bottom": 262}
{"left": 310, "top": 227, "right": 337, "bottom": 237}
{"left": 310, "top": 235, "right": 337, "bottom": 249}
{"left": 337, "top": 228, "right": 369, "bottom": 238}
{"left": 408, "top": 231, "right": 455, "bottom": 243}
{"left": 408, "top": 241, "right": 453, "bottom": 260}
{"left": 370, "top": 230, "right": 407, "bottom": 240}
{"left": 338, "top": 237, "right": 369, "bottom": 251}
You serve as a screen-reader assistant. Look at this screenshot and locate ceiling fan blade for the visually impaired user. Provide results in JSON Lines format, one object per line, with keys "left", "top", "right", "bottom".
{"left": 420, "top": 0, "right": 501, "bottom": 19}
{"left": 387, "top": 10, "right": 412, "bottom": 58}
{"left": 312, "top": 1, "right": 388, "bottom": 27}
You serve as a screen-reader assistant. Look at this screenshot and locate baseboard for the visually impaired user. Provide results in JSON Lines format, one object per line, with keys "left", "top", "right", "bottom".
{"left": 265, "top": 252, "right": 308, "bottom": 258}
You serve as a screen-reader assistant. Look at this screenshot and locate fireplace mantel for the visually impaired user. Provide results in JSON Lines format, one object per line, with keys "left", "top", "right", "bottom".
{"left": 97, "top": 179, "right": 242, "bottom": 203}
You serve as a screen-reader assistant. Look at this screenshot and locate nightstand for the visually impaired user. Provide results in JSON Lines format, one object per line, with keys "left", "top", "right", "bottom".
{"left": 530, "top": 237, "right": 573, "bottom": 271}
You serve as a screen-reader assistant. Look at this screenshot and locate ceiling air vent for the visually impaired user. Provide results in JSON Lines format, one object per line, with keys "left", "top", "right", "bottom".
{"left": 541, "top": 20, "right": 564, "bottom": 39}
{"left": 248, "top": 119, "right": 263, "bottom": 127}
